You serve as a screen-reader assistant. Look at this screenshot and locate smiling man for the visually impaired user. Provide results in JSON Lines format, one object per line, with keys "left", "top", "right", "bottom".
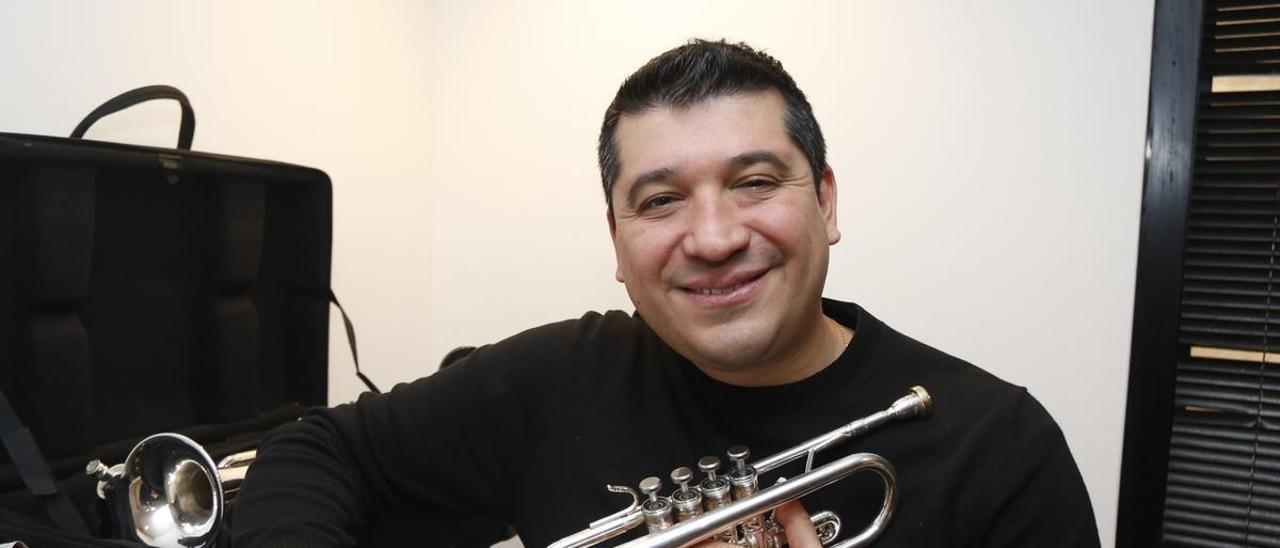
{"left": 232, "top": 40, "right": 1100, "bottom": 548}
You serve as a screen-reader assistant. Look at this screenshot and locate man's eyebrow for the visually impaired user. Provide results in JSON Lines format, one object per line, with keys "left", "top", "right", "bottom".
{"left": 624, "top": 167, "right": 677, "bottom": 209}
{"left": 729, "top": 150, "right": 790, "bottom": 172}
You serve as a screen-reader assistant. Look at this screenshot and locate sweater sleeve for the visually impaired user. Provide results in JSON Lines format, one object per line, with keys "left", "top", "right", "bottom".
{"left": 229, "top": 319, "right": 581, "bottom": 547}
{"left": 980, "top": 391, "right": 1101, "bottom": 547}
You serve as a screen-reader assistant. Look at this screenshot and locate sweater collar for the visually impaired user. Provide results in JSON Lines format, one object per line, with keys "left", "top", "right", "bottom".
{"left": 669, "top": 299, "right": 886, "bottom": 413}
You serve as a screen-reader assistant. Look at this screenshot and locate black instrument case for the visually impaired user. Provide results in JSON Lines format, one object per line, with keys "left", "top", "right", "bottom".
{"left": 0, "top": 86, "right": 332, "bottom": 546}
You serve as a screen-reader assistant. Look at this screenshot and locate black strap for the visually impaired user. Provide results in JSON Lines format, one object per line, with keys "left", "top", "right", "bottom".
{"left": 328, "top": 290, "right": 381, "bottom": 394}
{"left": 0, "top": 390, "right": 90, "bottom": 535}
{"left": 69, "top": 85, "right": 196, "bottom": 150}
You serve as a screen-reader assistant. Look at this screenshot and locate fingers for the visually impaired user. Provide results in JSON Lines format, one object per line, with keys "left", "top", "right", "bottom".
{"left": 686, "top": 501, "right": 824, "bottom": 548}
{"left": 775, "top": 500, "right": 823, "bottom": 548}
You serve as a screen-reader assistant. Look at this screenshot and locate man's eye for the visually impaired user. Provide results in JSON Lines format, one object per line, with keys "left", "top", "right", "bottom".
{"left": 739, "top": 178, "right": 777, "bottom": 191}
{"left": 640, "top": 195, "right": 678, "bottom": 211}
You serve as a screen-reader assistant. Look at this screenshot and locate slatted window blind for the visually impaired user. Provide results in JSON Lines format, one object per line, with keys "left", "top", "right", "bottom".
{"left": 1165, "top": 2, "right": 1280, "bottom": 545}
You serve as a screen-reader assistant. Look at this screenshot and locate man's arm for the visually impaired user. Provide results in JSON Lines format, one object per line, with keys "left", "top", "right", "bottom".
{"left": 229, "top": 320, "right": 579, "bottom": 547}
{"left": 980, "top": 392, "right": 1101, "bottom": 547}
{"left": 229, "top": 411, "right": 374, "bottom": 547}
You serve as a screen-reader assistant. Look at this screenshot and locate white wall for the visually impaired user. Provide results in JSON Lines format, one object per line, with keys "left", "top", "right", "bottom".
{"left": 0, "top": 1, "right": 1154, "bottom": 545}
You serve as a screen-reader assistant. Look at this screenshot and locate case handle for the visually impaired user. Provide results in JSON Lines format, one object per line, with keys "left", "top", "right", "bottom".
{"left": 70, "top": 85, "right": 196, "bottom": 150}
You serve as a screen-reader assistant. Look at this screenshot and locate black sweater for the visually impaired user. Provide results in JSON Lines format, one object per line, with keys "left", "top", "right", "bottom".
{"left": 231, "top": 300, "right": 1100, "bottom": 547}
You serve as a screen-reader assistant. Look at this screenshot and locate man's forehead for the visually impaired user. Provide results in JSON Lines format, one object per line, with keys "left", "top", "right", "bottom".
{"left": 612, "top": 90, "right": 797, "bottom": 185}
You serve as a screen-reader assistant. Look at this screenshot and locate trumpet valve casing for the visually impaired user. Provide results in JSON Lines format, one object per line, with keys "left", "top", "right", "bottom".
{"left": 697, "top": 456, "right": 737, "bottom": 543}
{"left": 671, "top": 489, "right": 702, "bottom": 522}
{"left": 669, "top": 467, "right": 703, "bottom": 522}
{"left": 638, "top": 476, "right": 675, "bottom": 533}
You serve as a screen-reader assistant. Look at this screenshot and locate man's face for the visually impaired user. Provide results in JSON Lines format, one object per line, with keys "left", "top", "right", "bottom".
{"left": 608, "top": 90, "right": 840, "bottom": 378}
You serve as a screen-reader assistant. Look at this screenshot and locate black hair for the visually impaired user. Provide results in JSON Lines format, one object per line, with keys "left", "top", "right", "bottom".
{"left": 597, "top": 39, "right": 826, "bottom": 210}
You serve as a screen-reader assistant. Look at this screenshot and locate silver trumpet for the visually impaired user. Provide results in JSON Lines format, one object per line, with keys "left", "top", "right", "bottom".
{"left": 86, "top": 433, "right": 255, "bottom": 548}
{"left": 550, "top": 386, "right": 931, "bottom": 548}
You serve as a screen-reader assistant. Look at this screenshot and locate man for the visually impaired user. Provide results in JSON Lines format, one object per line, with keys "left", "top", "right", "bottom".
{"left": 232, "top": 40, "right": 1099, "bottom": 547}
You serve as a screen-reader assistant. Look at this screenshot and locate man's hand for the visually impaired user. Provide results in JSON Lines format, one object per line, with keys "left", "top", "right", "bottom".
{"left": 694, "top": 501, "right": 823, "bottom": 547}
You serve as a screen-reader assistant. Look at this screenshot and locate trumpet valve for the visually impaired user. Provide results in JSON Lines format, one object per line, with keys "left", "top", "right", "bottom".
{"left": 728, "top": 445, "right": 750, "bottom": 472}
{"left": 638, "top": 476, "right": 674, "bottom": 532}
{"left": 726, "top": 445, "right": 758, "bottom": 499}
{"left": 669, "top": 467, "right": 703, "bottom": 521}
{"left": 698, "top": 456, "right": 721, "bottom": 483}
{"left": 697, "top": 456, "right": 732, "bottom": 507}
{"left": 697, "top": 456, "right": 737, "bottom": 543}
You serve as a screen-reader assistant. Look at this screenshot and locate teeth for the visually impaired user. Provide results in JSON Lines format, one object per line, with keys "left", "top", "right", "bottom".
{"left": 698, "top": 282, "right": 744, "bottom": 296}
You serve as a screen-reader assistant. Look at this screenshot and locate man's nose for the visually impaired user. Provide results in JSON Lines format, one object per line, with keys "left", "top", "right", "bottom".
{"left": 681, "top": 196, "right": 749, "bottom": 262}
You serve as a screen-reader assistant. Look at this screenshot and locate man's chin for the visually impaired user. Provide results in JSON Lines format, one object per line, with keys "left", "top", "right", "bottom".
{"left": 680, "top": 335, "right": 773, "bottom": 375}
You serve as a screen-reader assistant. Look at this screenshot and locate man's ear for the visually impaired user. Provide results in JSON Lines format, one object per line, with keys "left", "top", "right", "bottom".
{"left": 819, "top": 165, "right": 841, "bottom": 245}
{"left": 607, "top": 208, "right": 625, "bottom": 282}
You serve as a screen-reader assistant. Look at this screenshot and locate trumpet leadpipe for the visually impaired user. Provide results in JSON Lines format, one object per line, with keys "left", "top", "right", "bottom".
{"left": 753, "top": 386, "right": 931, "bottom": 475}
{"left": 550, "top": 508, "right": 645, "bottom": 548}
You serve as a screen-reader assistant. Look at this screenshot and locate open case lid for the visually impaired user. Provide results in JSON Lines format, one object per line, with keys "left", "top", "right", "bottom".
{"left": 0, "top": 87, "right": 333, "bottom": 491}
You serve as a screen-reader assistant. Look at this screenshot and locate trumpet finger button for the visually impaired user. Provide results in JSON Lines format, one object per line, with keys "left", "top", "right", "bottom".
{"left": 728, "top": 445, "right": 750, "bottom": 470}
{"left": 671, "top": 467, "right": 693, "bottom": 490}
{"left": 698, "top": 456, "right": 720, "bottom": 472}
{"left": 639, "top": 476, "right": 663, "bottom": 502}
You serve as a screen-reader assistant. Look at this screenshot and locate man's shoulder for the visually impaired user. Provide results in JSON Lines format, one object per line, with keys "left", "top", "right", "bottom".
{"left": 885, "top": 327, "right": 1023, "bottom": 395}
{"left": 857, "top": 306, "right": 1050, "bottom": 429}
{"left": 457, "top": 309, "right": 648, "bottom": 371}
{"left": 496, "top": 309, "right": 644, "bottom": 348}
{"left": 426, "top": 310, "right": 647, "bottom": 407}
{"left": 871, "top": 323, "right": 1097, "bottom": 544}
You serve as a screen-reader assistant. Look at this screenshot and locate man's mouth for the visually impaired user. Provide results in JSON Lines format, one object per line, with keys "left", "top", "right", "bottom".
{"left": 694, "top": 281, "right": 751, "bottom": 296}
{"left": 680, "top": 270, "right": 769, "bottom": 307}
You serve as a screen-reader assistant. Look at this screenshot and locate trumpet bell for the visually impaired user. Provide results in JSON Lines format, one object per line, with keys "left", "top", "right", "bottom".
{"left": 122, "top": 433, "right": 223, "bottom": 548}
